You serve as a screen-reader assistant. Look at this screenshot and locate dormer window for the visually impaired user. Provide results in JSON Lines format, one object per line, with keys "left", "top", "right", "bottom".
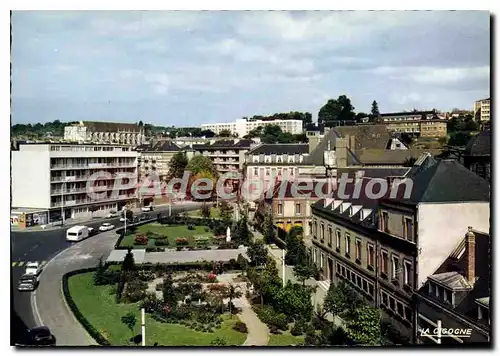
{"left": 277, "top": 155, "right": 282, "bottom": 163}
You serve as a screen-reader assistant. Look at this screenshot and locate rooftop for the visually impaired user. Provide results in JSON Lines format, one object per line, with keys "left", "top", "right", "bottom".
{"left": 380, "top": 110, "right": 436, "bottom": 117}
{"left": 248, "top": 143, "right": 309, "bottom": 155}
{"left": 136, "top": 140, "right": 180, "bottom": 152}
{"left": 428, "top": 271, "right": 473, "bottom": 291}
{"left": 74, "top": 121, "right": 141, "bottom": 133}
{"left": 464, "top": 130, "right": 491, "bottom": 157}
{"left": 192, "top": 139, "right": 254, "bottom": 150}
{"left": 355, "top": 148, "right": 443, "bottom": 165}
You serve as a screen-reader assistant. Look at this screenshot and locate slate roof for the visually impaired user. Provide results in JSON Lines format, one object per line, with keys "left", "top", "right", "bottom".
{"left": 304, "top": 128, "right": 361, "bottom": 166}
{"left": 135, "top": 140, "right": 180, "bottom": 152}
{"left": 380, "top": 110, "right": 435, "bottom": 117}
{"left": 428, "top": 272, "right": 473, "bottom": 291}
{"left": 336, "top": 167, "right": 410, "bottom": 180}
{"left": 334, "top": 125, "right": 392, "bottom": 151}
{"left": 248, "top": 143, "right": 309, "bottom": 155}
{"left": 464, "top": 130, "right": 491, "bottom": 157}
{"left": 405, "top": 153, "right": 438, "bottom": 178}
{"left": 390, "top": 159, "right": 490, "bottom": 204}
{"left": 356, "top": 148, "right": 443, "bottom": 165}
{"left": 82, "top": 121, "right": 140, "bottom": 132}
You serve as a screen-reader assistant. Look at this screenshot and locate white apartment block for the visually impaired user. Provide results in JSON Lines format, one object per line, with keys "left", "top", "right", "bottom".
{"left": 12, "top": 143, "right": 139, "bottom": 221}
{"left": 64, "top": 121, "right": 145, "bottom": 145}
{"left": 201, "top": 118, "right": 303, "bottom": 138}
{"left": 474, "top": 98, "right": 490, "bottom": 123}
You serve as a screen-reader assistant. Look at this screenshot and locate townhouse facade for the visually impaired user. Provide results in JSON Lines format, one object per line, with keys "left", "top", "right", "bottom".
{"left": 136, "top": 139, "right": 181, "bottom": 182}
{"left": 201, "top": 118, "right": 303, "bottom": 138}
{"left": 309, "top": 155, "right": 490, "bottom": 343}
{"left": 64, "top": 121, "right": 145, "bottom": 145}
{"left": 379, "top": 111, "right": 447, "bottom": 138}
{"left": 11, "top": 142, "right": 138, "bottom": 224}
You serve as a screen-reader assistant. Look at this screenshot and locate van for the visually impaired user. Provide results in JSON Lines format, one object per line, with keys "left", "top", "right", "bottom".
{"left": 66, "top": 225, "right": 90, "bottom": 242}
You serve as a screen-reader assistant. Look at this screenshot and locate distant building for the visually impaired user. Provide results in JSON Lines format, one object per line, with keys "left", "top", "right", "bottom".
{"left": 378, "top": 111, "right": 447, "bottom": 138}
{"left": 201, "top": 117, "right": 303, "bottom": 138}
{"left": 64, "top": 121, "right": 145, "bottom": 145}
{"left": 474, "top": 98, "right": 490, "bottom": 126}
{"left": 11, "top": 142, "right": 138, "bottom": 225}
{"left": 136, "top": 140, "right": 181, "bottom": 182}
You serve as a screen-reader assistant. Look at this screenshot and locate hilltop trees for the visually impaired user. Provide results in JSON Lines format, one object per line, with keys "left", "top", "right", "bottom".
{"left": 370, "top": 100, "right": 380, "bottom": 121}
{"left": 318, "top": 95, "right": 356, "bottom": 127}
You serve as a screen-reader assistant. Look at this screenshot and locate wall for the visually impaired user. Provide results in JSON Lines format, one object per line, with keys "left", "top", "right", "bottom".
{"left": 12, "top": 150, "right": 51, "bottom": 209}
{"left": 417, "top": 202, "right": 490, "bottom": 288}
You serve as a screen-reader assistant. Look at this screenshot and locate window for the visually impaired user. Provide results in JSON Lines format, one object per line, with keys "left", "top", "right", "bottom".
{"left": 266, "top": 168, "right": 270, "bottom": 176}
{"left": 278, "top": 203, "right": 283, "bottom": 215}
{"left": 345, "top": 234, "right": 351, "bottom": 256}
{"left": 253, "top": 167, "right": 258, "bottom": 176}
{"left": 428, "top": 282, "right": 435, "bottom": 295}
{"left": 444, "top": 289, "right": 453, "bottom": 305}
{"left": 290, "top": 168, "right": 294, "bottom": 176}
{"left": 436, "top": 285, "right": 440, "bottom": 298}
{"left": 369, "top": 284, "right": 374, "bottom": 297}
{"left": 382, "top": 292, "right": 388, "bottom": 306}
{"left": 397, "top": 302, "right": 404, "bottom": 316}
{"left": 368, "top": 244, "right": 375, "bottom": 268}
{"left": 381, "top": 250, "right": 388, "bottom": 275}
{"left": 328, "top": 228, "right": 333, "bottom": 247}
{"left": 355, "top": 239, "right": 362, "bottom": 261}
{"left": 336, "top": 230, "right": 341, "bottom": 250}
{"left": 389, "top": 297, "right": 395, "bottom": 311}
{"left": 404, "top": 218, "right": 413, "bottom": 240}
{"left": 391, "top": 256, "right": 400, "bottom": 282}
{"left": 382, "top": 211, "right": 389, "bottom": 232}
{"left": 295, "top": 203, "right": 301, "bottom": 215}
{"left": 362, "top": 280, "right": 368, "bottom": 292}
{"left": 313, "top": 221, "right": 318, "bottom": 238}
{"left": 404, "top": 260, "right": 412, "bottom": 286}
{"left": 320, "top": 253, "right": 324, "bottom": 268}
{"left": 321, "top": 224, "right": 325, "bottom": 241}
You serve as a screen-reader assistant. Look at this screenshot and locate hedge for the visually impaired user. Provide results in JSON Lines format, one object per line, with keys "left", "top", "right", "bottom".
{"left": 61, "top": 267, "right": 111, "bottom": 346}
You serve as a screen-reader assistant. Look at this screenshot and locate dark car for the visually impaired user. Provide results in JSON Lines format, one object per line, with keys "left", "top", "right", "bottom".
{"left": 17, "top": 274, "right": 39, "bottom": 292}
{"left": 139, "top": 214, "right": 149, "bottom": 221}
{"left": 23, "top": 326, "right": 56, "bottom": 346}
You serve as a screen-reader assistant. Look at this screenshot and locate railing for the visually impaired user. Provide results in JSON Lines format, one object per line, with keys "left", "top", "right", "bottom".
{"left": 51, "top": 194, "right": 137, "bottom": 208}
{"left": 51, "top": 162, "right": 136, "bottom": 170}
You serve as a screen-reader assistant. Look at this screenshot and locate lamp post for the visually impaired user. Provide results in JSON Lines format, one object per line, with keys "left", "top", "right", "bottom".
{"left": 124, "top": 206, "right": 127, "bottom": 234}
{"left": 282, "top": 249, "right": 286, "bottom": 288}
{"left": 141, "top": 308, "right": 146, "bottom": 346}
{"left": 61, "top": 180, "right": 66, "bottom": 225}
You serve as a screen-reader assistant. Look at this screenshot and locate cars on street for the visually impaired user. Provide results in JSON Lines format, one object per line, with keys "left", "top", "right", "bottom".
{"left": 25, "top": 262, "right": 42, "bottom": 276}
{"left": 141, "top": 205, "right": 154, "bottom": 212}
{"left": 66, "top": 225, "right": 92, "bottom": 242}
{"left": 27, "top": 326, "right": 56, "bottom": 346}
{"left": 17, "top": 274, "right": 39, "bottom": 292}
{"left": 99, "top": 223, "right": 115, "bottom": 232}
{"left": 105, "top": 210, "right": 118, "bottom": 218}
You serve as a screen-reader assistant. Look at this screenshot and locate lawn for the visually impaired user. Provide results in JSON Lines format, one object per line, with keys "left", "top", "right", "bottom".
{"left": 267, "top": 331, "right": 304, "bottom": 346}
{"left": 67, "top": 272, "right": 247, "bottom": 346}
{"left": 118, "top": 222, "right": 214, "bottom": 249}
{"left": 187, "top": 207, "right": 221, "bottom": 219}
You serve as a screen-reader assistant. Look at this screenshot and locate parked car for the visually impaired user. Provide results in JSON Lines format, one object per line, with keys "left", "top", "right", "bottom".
{"left": 106, "top": 210, "right": 118, "bottom": 218}
{"left": 119, "top": 217, "right": 133, "bottom": 223}
{"left": 139, "top": 214, "right": 149, "bottom": 221}
{"left": 17, "top": 274, "right": 39, "bottom": 292}
{"left": 88, "top": 227, "right": 97, "bottom": 236}
{"left": 27, "top": 326, "right": 56, "bottom": 346}
{"left": 141, "top": 205, "right": 154, "bottom": 212}
{"left": 25, "top": 262, "right": 42, "bottom": 276}
{"left": 99, "top": 223, "right": 115, "bottom": 232}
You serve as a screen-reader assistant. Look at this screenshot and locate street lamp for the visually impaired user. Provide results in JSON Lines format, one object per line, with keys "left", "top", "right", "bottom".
{"left": 282, "top": 249, "right": 286, "bottom": 288}
{"left": 141, "top": 308, "right": 146, "bottom": 346}
{"left": 123, "top": 206, "right": 127, "bottom": 234}
{"left": 61, "top": 180, "right": 66, "bottom": 225}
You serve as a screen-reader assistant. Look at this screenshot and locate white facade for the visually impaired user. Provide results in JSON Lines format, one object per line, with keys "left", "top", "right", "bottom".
{"left": 474, "top": 98, "right": 490, "bottom": 123}
{"left": 12, "top": 143, "right": 139, "bottom": 220}
{"left": 201, "top": 118, "right": 303, "bottom": 137}
{"left": 64, "top": 121, "right": 145, "bottom": 145}
{"left": 416, "top": 202, "right": 490, "bottom": 289}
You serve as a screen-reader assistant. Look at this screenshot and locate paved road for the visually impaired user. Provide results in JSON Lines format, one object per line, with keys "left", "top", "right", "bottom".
{"left": 10, "top": 203, "right": 201, "bottom": 344}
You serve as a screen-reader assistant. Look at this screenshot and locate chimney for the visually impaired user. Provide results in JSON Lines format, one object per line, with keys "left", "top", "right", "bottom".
{"left": 465, "top": 227, "right": 476, "bottom": 284}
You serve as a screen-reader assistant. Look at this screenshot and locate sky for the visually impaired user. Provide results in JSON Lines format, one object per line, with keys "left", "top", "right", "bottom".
{"left": 11, "top": 11, "right": 490, "bottom": 126}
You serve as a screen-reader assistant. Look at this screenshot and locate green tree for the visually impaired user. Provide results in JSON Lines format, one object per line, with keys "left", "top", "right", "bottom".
{"left": 210, "top": 337, "right": 227, "bottom": 346}
{"left": 233, "top": 213, "right": 252, "bottom": 245}
{"left": 219, "top": 200, "right": 233, "bottom": 222}
{"left": 318, "top": 95, "right": 355, "bottom": 127}
{"left": 201, "top": 203, "right": 211, "bottom": 218}
{"left": 237, "top": 253, "right": 249, "bottom": 273}
{"left": 344, "top": 306, "right": 382, "bottom": 346}
{"left": 219, "top": 129, "right": 232, "bottom": 137}
{"left": 247, "top": 240, "right": 268, "bottom": 267}
{"left": 167, "top": 151, "right": 188, "bottom": 179}
{"left": 285, "top": 229, "right": 307, "bottom": 266}
{"left": 93, "top": 256, "right": 106, "bottom": 285}
{"left": 324, "top": 281, "right": 362, "bottom": 318}
{"left": 275, "top": 281, "right": 314, "bottom": 321}
{"left": 162, "top": 273, "right": 178, "bottom": 308}
{"left": 225, "top": 284, "right": 243, "bottom": 314}
{"left": 201, "top": 129, "right": 216, "bottom": 138}
{"left": 370, "top": 100, "right": 380, "bottom": 121}
{"left": 186, "top": 155, "right": 218, "bottom": 177}
{"left": 448, "top": 131, "right": 472, "bottom": 147}
{"left": 121, "top": 311, "right": 137, "bottom": 338}
{"left": 293, "top": 263, "right": 316, "bottom": 286}
{"left": 122, "top": 248, "right": 135, "bottom": 272}
{"left": 263, "top": 214, "right": 275, "bottom": 244}
{"left": 261, "top": 125, "right": 283, "bottom": 144}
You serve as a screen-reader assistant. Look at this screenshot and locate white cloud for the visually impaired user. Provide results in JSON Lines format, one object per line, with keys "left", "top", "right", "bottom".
{"left": 371, "top": 65, "right": 490, "bottom": 84}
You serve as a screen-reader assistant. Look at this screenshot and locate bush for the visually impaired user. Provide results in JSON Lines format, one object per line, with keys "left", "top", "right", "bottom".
{"left": 187, "top": 224, "right": 195, "bottom": 230}
{"left": 137, "top": 270, "right": 156, "bottom": 282}
{"left": 232, "top": 321, "right": 248, "bottom": 333}
{"left": 122, "top": 279, "right": 148, "bottom": 303}
{"left": 155, "top": 239, "right": 169, "bottom": 246}
{"left": 176, "top": 238, "right": 189, "bottom": 247}
{"left": 269, "top": 325, "right": 281, "bottom": 334}
{"left": 256, "top": 306, "right": 288, "bottom": 330}
{"left": 134, "top": 234, "right": 148, "bottom": 245}
{"left": 291, "top": 322, "right": 304, "bottom": 336}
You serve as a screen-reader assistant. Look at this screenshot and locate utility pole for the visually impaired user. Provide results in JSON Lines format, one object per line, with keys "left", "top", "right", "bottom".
{"left": 61, "top": 180, "right": 65, "bottom": 225}
{"left": 141, "top": 308, "right": 146, "bottom": 346}
{"left": 282, "top": 249, "right": 286, "bottom": 288}
{"left": 124, "top": 206, "right": 127, "bottom": 234}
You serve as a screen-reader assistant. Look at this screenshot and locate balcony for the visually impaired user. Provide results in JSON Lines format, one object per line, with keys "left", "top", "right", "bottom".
{"left": 51, "top": 163, "right": 88, "bottom": 170}
{"left": 50, "top": 187, "right": 88, "bottom": 195}
{"left": 51, "top": 194, "right": 137, "bottom": 208}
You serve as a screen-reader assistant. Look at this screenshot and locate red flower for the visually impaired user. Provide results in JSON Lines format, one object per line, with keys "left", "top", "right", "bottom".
{"left": 163, "top": 304, "right": 171, "bottom": 313}
{"left": 208, "top": 273, "right": 216, "bottom": 281}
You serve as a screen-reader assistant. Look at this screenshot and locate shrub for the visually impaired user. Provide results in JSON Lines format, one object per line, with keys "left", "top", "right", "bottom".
{"left": 134, "top": 234, "right": 148, "bottom": 245}
{"left": 122, "top": 279, "right": 148, "bottom": 303}
{"left": 291, "top": 322, "right": 304, "bottom": 336}
{"left": 176, "top": 238, "right": 189, "bottom": 247}
{"left": 210, "top": 337, "right": 227, "bottom": 346}
{"left": 155, "top": 239, "right": 169, "bottom": 246}
{"left": 204, "top": 226, "right": 210, "bottom": 232}
{"left": 187, "top": 224, "right": 195, "bottom": 230}
{"left": 269, "top": 325, "right": 281, "bottom": 334}
{"left": 232, "top": 321, "right": 248, "bottom": 333}
{"left": 137, "top": 270, "right": 156, "bottom": 282}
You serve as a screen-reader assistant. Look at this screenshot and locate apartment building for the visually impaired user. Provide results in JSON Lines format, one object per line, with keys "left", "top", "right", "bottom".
{"left": 64, "top": 121, "right": 145, "bottom": 145}
{"left": 462, "top": 130, "right": 491, "bottom": 182}
{"left": 201, "top": 118, "right": 303, "bottom": 138}
{"left": 416, "top": 227, "right": 490, "bottom": 345}
{"left": 244, "top": 143, "right": 309, "bottom": 184}
{"left": 11, "top": 142, "right": 138, "bottom": 223}
{"left": 474, "top": 98, "right": 490, "bottom": 125}
{"left": 309, "top": 154, "right": 490, "bottom": 343}
{"left": 191, "top": 139, "right": 255, "bottom": 177}
{"left": 379, "top": 111, "right": 447, "bottom": 138}
{"left": 136, "top": 140, "right": 181, "bottom": 181}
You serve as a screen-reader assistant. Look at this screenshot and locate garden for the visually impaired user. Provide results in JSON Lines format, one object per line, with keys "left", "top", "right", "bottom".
{"left": 65, "top": 253, "right": 251, "bottom": 346}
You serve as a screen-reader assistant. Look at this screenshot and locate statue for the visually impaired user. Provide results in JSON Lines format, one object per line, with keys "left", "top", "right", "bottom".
{"left": 226, "top": 226, "right": 231, "bottom": 242}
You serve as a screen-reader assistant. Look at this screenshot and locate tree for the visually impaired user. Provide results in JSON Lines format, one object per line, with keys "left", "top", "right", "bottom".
{"left": 121, "top": 311, "right": 137, "bottom": 338}
{"left": 293, "top": 263, "right": 316, "bottom": 286}
{"left": 167, "top": 151, "right": 188, "bottom": 179}
{"left": 355, "top": 112, "right": 369, "bottom": 122}
{"left": 219, "top": 200, "right": 233, "bottom": 222}
{"left": 225, "top": 284, "right": 243, "bottom": 314}
{"left": 138, "top": 120, "right": 144, "bottom": 128}
{"left": 324, "top": 281, "right": 362, "bottom": 318}
{"left": 93, "top": 256, "right": 106, "bottom": 285}
{"left": 344, "top": 305, "right": 382, "bottom": 346}
{"left": 89, "top": 205, "right": 99, "bottom": 218}
{"left": 122, "top": 248, "right": 135, "bottom": 272}
{"left": 233, "top": 213, "right": 252, "bottom": 245}
{"left": 237, "top": 253, "right": 249, "bottom": 273}
{"left": 186, "top": 155, "right": 218, "bottom": 178}
{"left": 162, "top": 273, "right": 178, "bottom": 308}
{"left": 247, "top": 240, "right": 268, "bottom": 267}
{"left": 448, "top": 131, "right": 471, "bottom": 147}
{"left": 201, "top": 129, "right": 215, "bottom": 138}
{"left": 189, "top": 170, "right": 216, "bottom": 200}
{"left": 318, "top": 95, "right": 355, "bottom": 127}
{"left": 263, "top": 214, "right": 275, "bottom": 244}
{"left": 261, "top": 125, "right": 283, "bottom": 144}
{"left": 285, "top": 228, "right": 307, "bottom": 266}
{"left": 121, "top": 209, "right": 133, "bottom": 220}
{"left": 201, "top": 203, "right": 211, "bottom": 218}
{"left": 370, "top": 100, "right": 380, "bottom": 121}
{"left": 210, "top": 337, "right": 227, "bottom": 346}
{"left": 219, "top": 129, "right": 232, "bottom": 137}
{"left": 274, "top": 281, "right": 314, "bottom": 321}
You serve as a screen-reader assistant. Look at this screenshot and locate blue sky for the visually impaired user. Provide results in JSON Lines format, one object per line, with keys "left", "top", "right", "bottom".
{"left": 11, "top": 11, "right": 490, "bottom": 126}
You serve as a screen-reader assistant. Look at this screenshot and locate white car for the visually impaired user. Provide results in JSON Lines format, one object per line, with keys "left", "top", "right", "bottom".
{"left": 106, "top": 211, "right": 118, "bottom": 218}
{"left": 25, "top": 262, "right": 42, "bottom": 276}
{"left": 141, "top": 205, "right": 154, "bottom": 212}
{"left": 99, "top": 223, "right": 115, "bottom": 232}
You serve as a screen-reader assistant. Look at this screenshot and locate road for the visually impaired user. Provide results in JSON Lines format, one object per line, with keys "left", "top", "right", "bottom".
{"left": 10, "top": 203, "right": 201, "bottom": 344}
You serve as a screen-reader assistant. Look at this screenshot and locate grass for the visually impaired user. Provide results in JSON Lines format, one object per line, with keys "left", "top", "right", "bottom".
{"left": 118, "top": 222, "right": 215, "bottom": 249}
{"left": 267, "top": 331, "right": 305, "bottom": 346}
{"left": 186, "top": 207, "right": 221, "bottom": 219}
{"left": 67, "top": 272, "right": 247, "bottom": 346}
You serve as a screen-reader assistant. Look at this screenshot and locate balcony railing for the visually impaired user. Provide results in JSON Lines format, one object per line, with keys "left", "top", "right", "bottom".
{"left": 51, "top": 194, "right": 137, "bottom": 208}
{"left": 51, "top": 162, "right": 136, "bottom": 170}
